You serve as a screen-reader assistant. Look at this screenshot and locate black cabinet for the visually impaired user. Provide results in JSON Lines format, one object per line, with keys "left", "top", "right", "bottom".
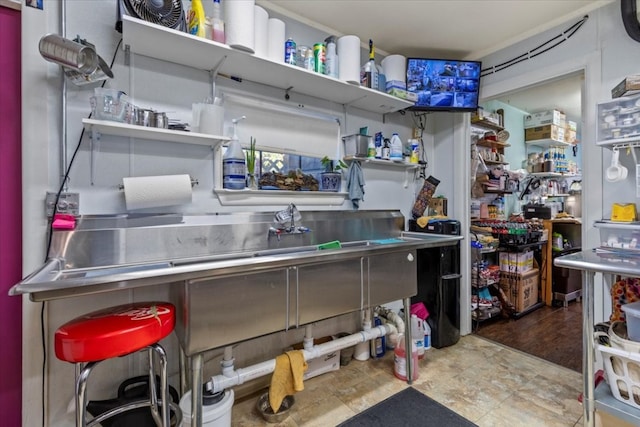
{"left": 409, "top": 220, "right": 461, "bottom": 348}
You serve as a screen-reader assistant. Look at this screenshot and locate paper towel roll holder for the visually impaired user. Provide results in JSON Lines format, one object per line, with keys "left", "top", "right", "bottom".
{"left": 118, "top": 176, "right": 199, "bottom": 190}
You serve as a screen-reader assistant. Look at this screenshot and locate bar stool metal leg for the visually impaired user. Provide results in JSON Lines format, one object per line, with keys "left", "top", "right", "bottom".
{"left": 75, "top": 361, "right": 97, "bottom": 427}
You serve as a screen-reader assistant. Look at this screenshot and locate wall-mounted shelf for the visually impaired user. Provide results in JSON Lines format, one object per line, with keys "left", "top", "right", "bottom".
{"left": 343, "top": 156, "right": 420, "bottom": 169}
{"left": 471, "top": 119, "right": 503, "bottom": 131}
{"left": 476, "top": 139, "right": 510, "bottom": 148}
{"left": 484, "top": 159, "right": 509, "bottom": 166}
{"left": 596, "top": 139, "right": 640, "bottom": 149}
{"left": 214, "top": 188, "right": 347, "bottom": 206}
{"left": 343, "top": 156, "right": 419, "bottom": 188}
{"left": 525, "top": 139, "right": 573, "bottom": 149}
{"left": 82, "top": 118, "right": 229, "bottom": 146}
{"left": 122, "top": 16, "right": 413, "bottom": 115}
{"left": 529, "top": 172, "right": 579, "bottom": 178}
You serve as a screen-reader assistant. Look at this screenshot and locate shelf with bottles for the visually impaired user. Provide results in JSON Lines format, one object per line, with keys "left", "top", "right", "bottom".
{"left": 343, "top": 156, "right": 420, "bottom": 169}
{"left": 121, "top": 16, "right": 413, "bottom": 115}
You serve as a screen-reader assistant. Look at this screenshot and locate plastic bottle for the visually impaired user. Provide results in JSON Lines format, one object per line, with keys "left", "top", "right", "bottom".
{"left": 389, "top": 133, "right": 403, "bottom": 160}
{"left": 381, "top": 138, "right": 391, "bottom": 160}
{"left": 411, "top": 314, "right": 425, "bottom": 359}
{"left": 370, "top": 313, "right": 386, "bottom": 358}
{"left": 393, "top": 333, "right": 419, "bottom": 381}
{"left": 223, "top": 116, "right": 246, "bottom": 190}
{"left": 188, "top": 0, "right": 206, "bottom": 38}
{"left": 324, "top": 36, "right": 338, "bottom": 78}
{"left": 360, "top": 39, "right": 378, "bottom": 89}
{"left": 210, "top": 0, "right": 225, "bottom": 43}
{"left": 424, "top": 321, "right": 432, "bottom": 350}
{"left": 367, "top": 138, "right": 376, "bottom": 159}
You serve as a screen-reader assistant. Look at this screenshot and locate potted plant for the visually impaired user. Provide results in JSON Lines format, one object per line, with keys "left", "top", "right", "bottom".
{"left": 246, "top": 137, "right": 258, "bottom": 189}
{"left": 320, "top": 156, "right": 348, "bottom": 192}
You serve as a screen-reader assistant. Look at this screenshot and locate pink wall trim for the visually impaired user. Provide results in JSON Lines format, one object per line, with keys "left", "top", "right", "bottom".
{"left": 0, "top": 6, "right": 22, "bottom": 426}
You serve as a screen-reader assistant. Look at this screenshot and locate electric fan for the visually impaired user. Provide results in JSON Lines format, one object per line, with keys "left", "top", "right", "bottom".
{"left": 116, "top": 0, "right": 186, "bottom": 33}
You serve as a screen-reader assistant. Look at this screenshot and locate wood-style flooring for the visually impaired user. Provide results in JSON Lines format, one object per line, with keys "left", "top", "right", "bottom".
{"left": 475, "top": 300, "right": 583, "bottom": 372}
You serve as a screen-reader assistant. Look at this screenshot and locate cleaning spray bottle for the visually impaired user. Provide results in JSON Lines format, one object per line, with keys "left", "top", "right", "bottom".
{"left": 223, "top": 116, "right": 246, "bottom": 190}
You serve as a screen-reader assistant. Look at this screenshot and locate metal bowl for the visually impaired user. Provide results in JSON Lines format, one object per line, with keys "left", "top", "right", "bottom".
{"left": 256, "top": 392, "right": 294, "bottom": 423}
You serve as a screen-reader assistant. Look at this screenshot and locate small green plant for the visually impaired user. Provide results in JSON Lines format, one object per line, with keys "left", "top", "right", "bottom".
{"left": 246, "top": 136, "right": 257, "bottom": 175}
{"left": 321, "top": 155, "right": 348, "bottom": 173}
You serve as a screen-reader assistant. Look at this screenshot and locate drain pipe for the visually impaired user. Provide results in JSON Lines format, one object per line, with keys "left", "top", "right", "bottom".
{"left": 375, "top": 306, "right": 405, "bottom": 348}
{"left": 207, "top": 323, "right": 397, "bottom": 393}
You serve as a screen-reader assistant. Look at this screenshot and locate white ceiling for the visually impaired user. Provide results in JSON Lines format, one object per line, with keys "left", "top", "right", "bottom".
{"left": 260, "top": 0, "right": 612, "bottom": 121}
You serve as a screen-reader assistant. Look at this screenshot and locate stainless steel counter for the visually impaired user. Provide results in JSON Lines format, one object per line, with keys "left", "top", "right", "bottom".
{"left": 12, "top": 211, "right": 462, "bottom": 427}
{"left": 555, "top": 250, "right": 640, "bottom": 427}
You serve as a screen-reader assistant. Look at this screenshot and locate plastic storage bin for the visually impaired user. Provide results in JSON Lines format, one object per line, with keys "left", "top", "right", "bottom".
{"left": 594, "top": 221, "right": 640, "bottom": 252}
{"left": 596, "top": 92, "right": 640, "bottom": 144}
{"left": 622, "top": 301, "right": 640, "bottom": 342}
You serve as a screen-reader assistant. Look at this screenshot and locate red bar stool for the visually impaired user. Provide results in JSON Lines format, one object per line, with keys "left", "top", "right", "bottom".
{"left": 55, "top": 301, "right": 176, "bottom": 427}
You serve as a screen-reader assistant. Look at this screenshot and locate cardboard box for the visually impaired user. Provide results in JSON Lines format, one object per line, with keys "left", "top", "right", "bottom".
{"left": 499, "top": 267, "right": 539, "bottom": 312}
{"left": 525, "top": 124, "right": 565, "bottom": 142}
{"left": 499, "top": 250, "right": 534, "bottom": 272}
{"left": 612, "top": 74, "right": 640, "bottom": 99}
{"left": 428, "top": 198, "right": 448, "bottom": 216}
{"left": 566, "top": 120, "right": 577, "bottom": 132}
{"left": 564, "top": 129, "right": 577, "bottom": 144}
{"left": 524, "top": 109, "right": 566, "bottom": 129}
{"left": 386, "top": 87, "right": 417, "bottom": 102}
{"left": 292, "top": 336, "right": 340, "bottom": 380}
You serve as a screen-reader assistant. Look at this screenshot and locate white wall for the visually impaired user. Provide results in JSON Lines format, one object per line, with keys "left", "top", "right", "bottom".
{"left": 20, "top": 1, "right": 433, "bottom": 425}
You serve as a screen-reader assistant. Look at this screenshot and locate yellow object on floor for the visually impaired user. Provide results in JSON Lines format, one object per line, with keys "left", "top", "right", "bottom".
{"left": 269, "top": 350, "right": 308, "bottom": 412}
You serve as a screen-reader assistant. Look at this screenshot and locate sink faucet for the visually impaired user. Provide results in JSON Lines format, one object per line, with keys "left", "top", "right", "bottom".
{"left": 269, "top": 203, "right": 310, "bottom": 241}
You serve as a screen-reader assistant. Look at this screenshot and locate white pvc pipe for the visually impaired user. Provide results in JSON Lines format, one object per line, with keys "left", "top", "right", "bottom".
{"left": 208, "top": 323, "right": 397, "bottom": 393}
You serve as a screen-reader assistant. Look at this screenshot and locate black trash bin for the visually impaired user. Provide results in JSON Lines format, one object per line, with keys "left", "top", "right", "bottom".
{"left": 409, "top": 220, "right": 461, "bottom": 348}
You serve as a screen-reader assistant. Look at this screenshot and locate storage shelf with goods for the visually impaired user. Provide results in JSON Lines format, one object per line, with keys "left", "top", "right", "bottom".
{"left": 121, "top": 16, "right": 413, "bottom": 115}
{"left": 343, "top": 156, "right": 420, "bottom": 170}
{"left": 596, "top": 92, "right": 640, "bottom": 147}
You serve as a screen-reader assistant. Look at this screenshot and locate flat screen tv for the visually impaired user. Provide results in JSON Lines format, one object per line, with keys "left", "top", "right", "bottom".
{"left": 406, "top": 58, "right": 481, "bottom": 111}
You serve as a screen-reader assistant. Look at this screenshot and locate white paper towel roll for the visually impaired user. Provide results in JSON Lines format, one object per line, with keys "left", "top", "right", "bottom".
{"left": 123, "top": 175, "right": 192, "bottom": 210}
{"left": 381, "top": 54, "right": 407, "bottom": 84}
{"left": 225, "top": 0, "right": 255, "bottom": 53}
{"left": 253, "top": 6, "right": 268, "bottom": 58}
{"left": 267, "top": 18, "right": 285, "bottom": 62}
{"left": 337, "top": 35, "right": 361, "bottom": 84}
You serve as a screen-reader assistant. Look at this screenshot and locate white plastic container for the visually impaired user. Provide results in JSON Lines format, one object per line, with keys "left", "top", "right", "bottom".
{"left": 410, "top": 314, "right": 425, "bottom": 359}
{"left": 389, "top": 133, "right": 403, "bottom": 160}
{"left": 180, "top": 388, "right": 234, "bottom": 427}
{"left": 622, "top": 301, "right": 640, "bottom": 341}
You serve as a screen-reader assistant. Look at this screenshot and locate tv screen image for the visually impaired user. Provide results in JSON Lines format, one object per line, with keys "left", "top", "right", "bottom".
{"left": 406, "top": 58, "right": 481, "bottom": 111}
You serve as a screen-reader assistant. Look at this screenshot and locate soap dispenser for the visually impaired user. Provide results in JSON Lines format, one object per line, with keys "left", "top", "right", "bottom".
{"left": 223, "top": 116, "right": 247, "bottom": 190}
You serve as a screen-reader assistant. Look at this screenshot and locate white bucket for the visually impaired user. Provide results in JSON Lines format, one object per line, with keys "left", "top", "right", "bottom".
{"left": 180, "top": 388, "right": 234, "bottom": 427}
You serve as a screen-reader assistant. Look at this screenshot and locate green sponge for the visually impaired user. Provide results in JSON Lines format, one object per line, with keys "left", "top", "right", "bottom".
{"left": 317, "top": 240, "right": 342, "bottom": 250}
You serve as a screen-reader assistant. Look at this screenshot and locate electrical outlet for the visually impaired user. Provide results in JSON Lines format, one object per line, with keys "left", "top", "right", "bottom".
{"left": 45, "top": 192, "right": 80, "bottom": 218}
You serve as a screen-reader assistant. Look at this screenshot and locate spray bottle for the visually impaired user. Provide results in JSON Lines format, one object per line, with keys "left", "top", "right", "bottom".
{"left": 223, "top": 116, "right": 246, "bottom": 190}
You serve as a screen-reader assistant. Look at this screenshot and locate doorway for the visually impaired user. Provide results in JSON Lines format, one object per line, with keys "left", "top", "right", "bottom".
{"left": 472, "top": 72, "right": 584, "bottom": 372}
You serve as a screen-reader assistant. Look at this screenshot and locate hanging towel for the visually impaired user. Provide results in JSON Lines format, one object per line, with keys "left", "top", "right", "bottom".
{"left": 346, "top": 161, "right": 365, "bottom": 209}
{"left": 269, "top": 350, "right": 308, "bottom": 412}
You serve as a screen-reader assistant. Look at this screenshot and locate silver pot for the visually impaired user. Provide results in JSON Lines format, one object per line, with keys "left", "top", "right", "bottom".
{"left": 135, "top": 108, "right": 154, "bottom": 127}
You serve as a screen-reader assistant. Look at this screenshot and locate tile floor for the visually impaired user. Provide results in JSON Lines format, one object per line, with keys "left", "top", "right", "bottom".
{"left": 231, "top": 335, "right": 584, "bottom": 426}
